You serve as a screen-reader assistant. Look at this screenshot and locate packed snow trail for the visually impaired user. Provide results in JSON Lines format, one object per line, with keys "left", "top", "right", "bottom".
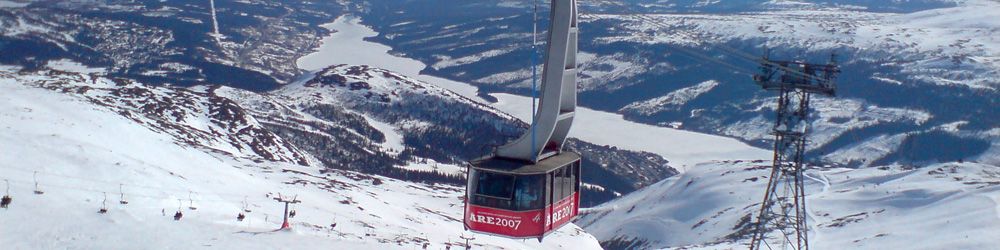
{"left": 803, "top": 172, "right": 831, "bottom": 245}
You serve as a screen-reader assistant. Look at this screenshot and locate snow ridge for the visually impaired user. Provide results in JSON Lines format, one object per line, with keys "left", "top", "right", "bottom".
{"left": 621, "top": 80, "right": 720, "bottom": 115}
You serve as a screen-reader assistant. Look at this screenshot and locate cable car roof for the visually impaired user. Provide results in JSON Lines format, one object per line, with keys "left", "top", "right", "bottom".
{"left": 470, "top": 152, "right": 581, "bottom": 175}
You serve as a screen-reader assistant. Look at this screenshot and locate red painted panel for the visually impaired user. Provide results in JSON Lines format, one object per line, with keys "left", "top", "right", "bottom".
{"left": 546, "top": 192, "right": 580, "bottom": 231}
{"left": 466, "top": 205, "right": 545, "bottom": 238}
{"left": 465, "top": 192, "right": 580, "bottom": 238}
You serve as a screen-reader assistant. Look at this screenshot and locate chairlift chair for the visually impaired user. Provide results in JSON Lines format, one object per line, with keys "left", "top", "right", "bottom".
{"left": 242, "top": 196, "right": 252, "bottom": 213}
{"left": 33, "top": 171, "right": 44, "bottom": 195}
{"left": 174, "top": 199, "right": 184, "bottom": 221}
{"left": 237, "top": 196, "right": 249, "bottom": 221}
{"left": 1, "top": 179, "right": 12, "bottom": 209}
{"left": 187, "top": 191, "right": 197, "bottom": 210}
{"left": 98, "top": 192, "right": 109, "bottom": 214}
{"left": 119, "top": 184, "right": 128, "bottom": 205}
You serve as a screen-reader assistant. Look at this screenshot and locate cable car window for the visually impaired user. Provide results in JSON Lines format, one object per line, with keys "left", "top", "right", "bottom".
{"left": 552, "top": 168, "right": 564, "bottom": 199}
{"left": 561, "top": 166, "right": 572, "bottom": 199}
{"left": 514, "top": 175, "right": 544, "bottom": 210}
{"left": 565, "top": 164, "right": 575, "bottom": 197}
{"left": 573, "top": 162, "right": 580, "bottom": 193}
{"left": 475, "top": 171, "right": 514, "bottom": 199}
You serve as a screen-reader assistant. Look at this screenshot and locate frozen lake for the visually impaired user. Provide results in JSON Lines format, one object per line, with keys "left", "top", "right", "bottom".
{"left": 295, "top": 16, "right": 770, "bottom": 171}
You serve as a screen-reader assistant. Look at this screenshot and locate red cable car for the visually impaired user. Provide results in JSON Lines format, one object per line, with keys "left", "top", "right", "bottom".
{"left": 464, "top": 0, "right": 581, "bottom": 241}
{"left": 464, "top": 153, "right": 581, "bottom": 240}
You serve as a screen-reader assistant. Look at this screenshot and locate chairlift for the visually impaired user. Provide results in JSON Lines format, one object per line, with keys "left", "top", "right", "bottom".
{"left": 174, "top": 199, "right": 184, "bottom": 221}
{"left": 118, "top": 184, "right": 128, "bottom": 205}
{"left": 33, "top": 171, "right": 44, "bottom": 195}
{"left": 1, "top": 179, "right": 12, "bottom": 209}
{"left": 187, "top": 191, "right": 197, "bottom": 210}
{"left": 98, "top": 192, "right": 108, "bottom": 214}
{"left": 242, "top": 196, "right": 252, "bottom": 213}
{"left": 237, "top": 196, "right": 249, "bottom": 221}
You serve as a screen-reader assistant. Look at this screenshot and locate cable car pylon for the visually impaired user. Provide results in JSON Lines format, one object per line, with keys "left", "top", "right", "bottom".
{"left": 464, "top": 0, "right": 582, "bottom": 242}
{"left": 748, "top": 52, "right": 839, "bottom": 250}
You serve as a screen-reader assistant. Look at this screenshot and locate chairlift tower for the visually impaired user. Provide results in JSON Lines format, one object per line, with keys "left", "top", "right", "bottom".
{"left": 274, "top": 194, "right": 301, "bottom": 229}
{"left": 748, "top": 53, "right": 839, "bottom": 250}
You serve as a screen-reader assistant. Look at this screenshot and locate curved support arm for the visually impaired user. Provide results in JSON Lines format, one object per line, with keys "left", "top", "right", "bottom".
{"left": 496, "top": 0, "right": 578, "bottom": 162}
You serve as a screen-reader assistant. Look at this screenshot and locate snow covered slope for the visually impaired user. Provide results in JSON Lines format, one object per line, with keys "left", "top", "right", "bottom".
{"left": 263, "top": 64, "right": 675, "bottom": 205}
{"left": 0, "top": 68, "right": 602, "bottom": 249}
{"left": 577, "top": 160, "right": 1000, "bottom": 249}
{"left": 593, "top": 0, "right": 1000, "bottom": 90}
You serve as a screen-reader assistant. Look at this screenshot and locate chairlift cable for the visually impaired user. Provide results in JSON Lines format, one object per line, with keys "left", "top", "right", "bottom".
{"left": 0, "top": 167, "right": 271, "bottom": 202}
{"left": 0, "top": 166, "right": 257, "bottom": 197}
{"left": 2, "top": 178, "right": 270, "bottom": 205}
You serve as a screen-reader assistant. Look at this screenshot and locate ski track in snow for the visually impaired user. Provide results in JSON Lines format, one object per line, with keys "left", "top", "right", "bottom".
{"left": 297, "top": 15, "right": 770, "bottom": 171}
{"left": 804, "top": 171, "right": 831, "bottom": 244}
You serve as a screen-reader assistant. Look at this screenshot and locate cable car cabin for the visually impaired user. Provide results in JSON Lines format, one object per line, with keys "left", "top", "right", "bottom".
{"left": 464, "top": 152, "right": 581, "bottom": 240}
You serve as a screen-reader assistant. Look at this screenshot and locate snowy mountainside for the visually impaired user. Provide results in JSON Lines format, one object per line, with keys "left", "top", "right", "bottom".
{"left": 262, "top": 64, "right": 676, "bottom": 206}
{"left": 2, "top": 60, "right": 676, "bottom": 208}
{"left": 621, "top": 80, "right": 720, "bottom": 116}
{"left": 590, "top": 0, "right": 960, "bottom": 13}
{"left": 0, "top": 75, "right": 603, "bottom": 249}
{"left": 360, "top": 0, "right": 1000, "bottom": 167}
{"left": 594, "top": 1, "right": 1000, "bottom": 90}
{"left": 576, "top": 161, "right": 1000, "bottom": 249}
{"left": 2, "top": 69, "right": 313, "bottom": 165}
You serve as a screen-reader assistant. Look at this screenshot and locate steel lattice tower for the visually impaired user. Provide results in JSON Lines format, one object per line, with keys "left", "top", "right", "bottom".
{"left": 748, "top": 53, "right": 839, "bottom": 250}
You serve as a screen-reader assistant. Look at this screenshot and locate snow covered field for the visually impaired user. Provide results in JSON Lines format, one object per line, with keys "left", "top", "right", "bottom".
{"left": 298, "top": 15, "right": 770, "bottom": 171}
{"left": 577, "top": 160, "right": 1000, "bottom": 249}
{"left": 0, "top": 70, "right": 602, "bottom": 249}
{"left": 590, "top": 0, "right": 1000, "bottom": 90}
